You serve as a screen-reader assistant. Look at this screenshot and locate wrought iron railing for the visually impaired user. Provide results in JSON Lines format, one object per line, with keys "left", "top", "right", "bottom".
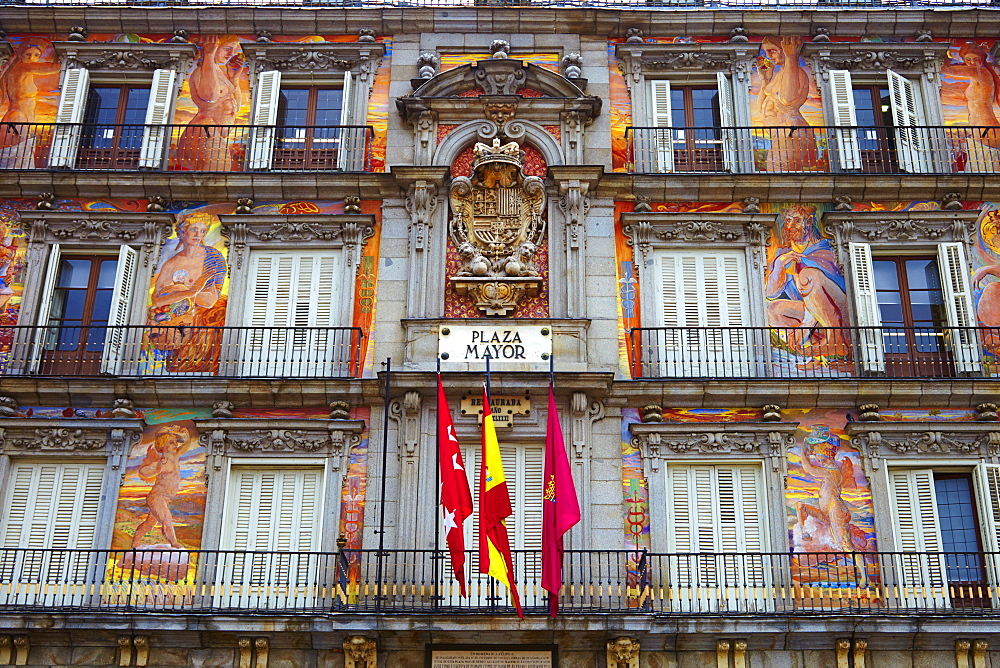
{"left": 0, "top": 123, "right": 373, "bottom": 172}
{"left": 627, "top": 126, "right": 1000, "bottom": 175}
{"left": 0, "top": 325, "right": 364, "bottom": 379}
{"left": 628, "top": 326, "right": 1000, "bottom": 379}
{"left": 0, "top": 0, "right": 994, "bottom": 7}
{"left": 0, "top": 548, "right": 997, "bottom": 615}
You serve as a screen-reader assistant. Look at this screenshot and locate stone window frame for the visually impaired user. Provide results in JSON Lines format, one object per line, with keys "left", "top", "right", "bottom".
{"left": 629, "top": 420, "right": 798, "bottom": 554}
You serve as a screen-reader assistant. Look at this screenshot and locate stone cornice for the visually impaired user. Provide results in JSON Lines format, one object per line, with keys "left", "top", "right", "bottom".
{"left": 241, "top": 41, "right": 385, "bottom": 77}
{"left": 52, "top": 41, "right": 198, "bottom": 77}
{"left": 615, "top": 41, "right": 757, "bottom": 83}
{"left": 19, "top": 210, "right": 176, "bottom": 245}
{"left": 0, "top": 418, "right": 142, "bottom": 454}
{"left": 621, "top": 211, "right": 777, "bottom": 248}
{"left": 197, "top": 419, "right": 365, "bottom": 463}
{"left": 822, "top": 209, "right": 979, "bottom": 253}
{"left": 218, "top": 213, "right": 375, "bottom": 270}
{"left": 846, "top": 420, "right": 1000, "bottom": 466}
{"left": 802, "top": 41, "right": 951, "bottom": 77}
{"left": 630, "top": 421, "right": 799, "bottom": 470}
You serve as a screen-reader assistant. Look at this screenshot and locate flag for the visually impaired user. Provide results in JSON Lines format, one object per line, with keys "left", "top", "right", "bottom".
{"left": 437, "top": 374, "right": 473, "bottom": 597}
{"left": 478, "top": 385, "right": 523, "bottom": 618}
{"left": 541, "top": 384, "right": 581, "bottom": 616}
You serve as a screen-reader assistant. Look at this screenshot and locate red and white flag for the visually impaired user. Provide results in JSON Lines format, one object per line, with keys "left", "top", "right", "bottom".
{"left": 437, "top": 374, "right": 474, "bottom": 597}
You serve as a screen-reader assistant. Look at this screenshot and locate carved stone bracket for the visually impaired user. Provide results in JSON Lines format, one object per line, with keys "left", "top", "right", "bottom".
{"left": 630, "top": 422, "right": 799, "bottom": 473}
{"left": 607, "top": 637, "right": 640, "bottom": 668}
{"left": 218, "top": 214, "right": 375, "bottom": 270}
{"left": 404, "top": 181, "right": 439, "bottom": 251}
{"left": 822, "top": 209, "right": 980, "bottom": 261}
{"left": 389, "top": 391, "right": 422, "bottom": 462}
{"left": 54, "top": 41, "right": 198, "bottom": 75}
{"left": 20, "top": 211, "right": 175, "bottom": 267}
{"left": 558, "top": 180, "right": 591, "bottom": 249}
{"left": 570, "top": 392, "right": 605, "bottom": 460}
{"left": 847, "top": 422, "right": 1000, "bottom": 469}
{"left": 803, "top": 41, "right": 951, "bottom": 80}
{"left": 344, "top": 636, "right": 377, "bottom": 668}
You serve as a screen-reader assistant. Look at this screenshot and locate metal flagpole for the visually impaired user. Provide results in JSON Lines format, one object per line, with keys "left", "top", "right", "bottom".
{"left": 375, "top": 357, "right": 391, "bottom": 613}
{"left": 549, "top": 350, "right": 554, "bottom": 386}
{"left": 434, "top": 355, "right": 442, "bottom": 609}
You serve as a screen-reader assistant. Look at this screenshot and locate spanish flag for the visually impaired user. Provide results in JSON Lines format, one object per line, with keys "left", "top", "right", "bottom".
{"left": 478, "top": 384, "right": 523, "bottom": 618}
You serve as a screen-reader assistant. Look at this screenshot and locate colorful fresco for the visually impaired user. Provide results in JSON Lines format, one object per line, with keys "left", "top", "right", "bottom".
{"left": 355, "top": 201, "right": 381, "bottom": 377}
{"left": 0, "top": 35, "right": 60, "bottom": 168}
{"left": 0, "top": 201, "right": 27, "bottom": 370}
{"left": 141, "top": 205, "right": 230, "bottom": 375}
{"left": 439, "top": 52, "right": 560, "bottom": 72}
{"left": 660, "top": 408, "right": 763, "bottom": 422}
{"left": 974, "top": 206, "right": 1000, "bottom": 358}
{"left": 366, "top": 40, "right": 392, "bottom": 173}
{"left": 620, "top": 408, "right": 651, "bottom": 606}
{"left": 607, "top": 42, "right": 632, "bottom": 173}
{"left": 614, "top": 202, "right": 638, "bottom": 377}
{"left": 878, "top": 408, "right": 978, "bottom": 422}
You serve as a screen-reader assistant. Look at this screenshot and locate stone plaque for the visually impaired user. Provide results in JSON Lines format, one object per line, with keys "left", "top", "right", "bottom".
{"left": 431, "top": 649, "right": 553, "bottom": 667}
{"left": 459, "top": 394, "right": 531, "bottom": 428}
{"left": 439, "top": 324, "right": 551, "bottom": 370}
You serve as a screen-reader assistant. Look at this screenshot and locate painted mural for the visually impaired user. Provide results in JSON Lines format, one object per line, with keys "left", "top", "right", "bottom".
{"left": 0, "top": 202, "right": 27, "bottom": 372}
{"left": 620, "top": 408, "right": 651, "bottom": 607}
{"left": 439, "top": 52, "right": 560, "bottom": 72}
{"left": 975, "top": 206, "right": 1000, "bottom": 359}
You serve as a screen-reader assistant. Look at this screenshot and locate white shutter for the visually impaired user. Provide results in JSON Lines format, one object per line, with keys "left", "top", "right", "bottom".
{"left": 827, "top": 69, "right": 862, "bottom": 170}
{"left": 0, "top": 462, "right": 104, "bottom": 591}
{"left": 936, "top": 242, "right": 982, "bottom": 373}
{"left": 716, "top": 72, "right": 739, "bottom": 173}
{"left": 337, "top": 72, "right": 358, "bottom": 171}
{"left": 887, "top": 69, "right": 929, "bottom": 173}
{"left": 888, "top": 468, "right": 949, "bottom": 607}
{"left": 100, "top": 245, "right": 138, "bottom": 375}
{"left": 665, "top": 464, "right": 768, "bottom": 612}
{"left": 28, "top": 244, "right": 61, "bottom": 374}
{"left": 138, "top": 69, "right": 176, "bottom": 169}
{"left": 247, "top": 70, "right": 281, "bottom": 170}
{"left": 653, "top": 250, "right": 752, "bottom": 376}
{"left": 245, "top": 251, "right": 341, "bottom": 376}
{"left": 848, "top": 242, "right": 886, "bottom": 374}
{"left": 973, "top": 463, "right": 1000, "bottom": 607}
{"left": 49, "top": 68, "right": 89, "bottom": 168}
{"left": 649, "top": 80, "right": 674, "bottom": 173}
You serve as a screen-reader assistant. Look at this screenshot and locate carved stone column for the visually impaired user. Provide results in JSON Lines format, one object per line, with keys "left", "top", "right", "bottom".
{"left": 394, "top": 167, "right": 450, "bottom": 319}
{"left": 569, "top": 392, "right": 604, "bottom": 547}
{"left": 389, "top": 391, "right": 424, "bottom": 548}
{"left": 550, "top": 166, "right": 602, "bottom": 319}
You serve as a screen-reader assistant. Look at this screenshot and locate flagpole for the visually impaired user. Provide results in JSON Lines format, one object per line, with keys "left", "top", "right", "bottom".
{"left": 434, "top": 355, "right": 442, "bottom": 609}
{"left": 485, "top": 354, "right": 492, "bottom": 399}
{"left": 375, "top": 357, "right": 391, "bottom": 613}
{"left": 549, "top": 350, "right": 554, "bottom": 386}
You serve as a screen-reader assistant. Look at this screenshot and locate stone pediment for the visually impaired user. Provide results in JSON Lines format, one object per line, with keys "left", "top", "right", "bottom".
{"left": 846, "top": 421, "right": 1000, "bottom": 467}
{"left": 821, "top": 209, "right": 979, "bottom": 254}
{"left": 620, "top": 211, "right": 777, "bottom": 249}
{"left": 629, "top": 421, "right": 799, "bottom": 472}
{"left": 53, "top": 41, "right": 198, "bottom": 78}
{"left": 802, "top": 41, "right": 951, "bottom": 77}
{"left": 615, "top": 41, "right": 757, "bottom": 76}
{"left": 241, "top": 41, "right": 386, "bottom": 77}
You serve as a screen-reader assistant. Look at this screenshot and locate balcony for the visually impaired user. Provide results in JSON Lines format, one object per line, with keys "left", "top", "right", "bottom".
{"left": 628, "top": 326, "right": 1000, "bottom": 380}
{"left": 0, "top": 548, "right": 997, "bottom": 616}
{"left": 0, "top": 123, "right": 373, "bottom": 173}
{"left": 627, "top": 126, "right": 1000, "bottom": 175}
{"left": 0, "top": 325, "right": 364, "bottom": 379}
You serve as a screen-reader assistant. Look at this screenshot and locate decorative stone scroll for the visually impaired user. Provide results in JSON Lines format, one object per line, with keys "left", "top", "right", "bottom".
{"left": 20, "top": 211, "right": 175, "bottom": 268}
{"left": 197, "top": 418, "right": 364, "bottom": 473}
{"left": 449, "top": 139, "right": 546, "bottom": 316}
{"left": 847, "top": 421, "right": 1000, "bottom": 469}
{"left": 803, "top": 41, "right": 951, "bottom": 78}
{"left": 241, "top": 41, "right": 386, "bottom": 78}
{"left": 822, "top": 209, "right": 980, "bottom": 259}
{"left": 54, "top": 41, "right": 197, "bottom": 75}
{"left": 614, "top": 41, "right": 757, "bottom": 88}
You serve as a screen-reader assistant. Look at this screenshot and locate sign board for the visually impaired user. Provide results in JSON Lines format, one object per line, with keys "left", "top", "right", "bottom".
{"left": 430, "top": 649, "right": 553, "bottom": 667}
{"left": 460, "top": 394, "right": 531, "bottom": 428}
{"left": 438, "top": 325, "right": 551, "bottom": 370}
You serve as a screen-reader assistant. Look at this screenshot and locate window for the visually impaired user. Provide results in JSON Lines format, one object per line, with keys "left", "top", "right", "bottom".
{"left": 664, "top": 463, "right": 770, "bottom": 612}
{"left": 218, "top": 466, "right": 325, "bottom": 606}
{"left": 827, "top": 69, "right": 930, "bottom": 173}
{"left": 32, "top": 245, "right": 138, "bottom": 375}
{"left": 649, "top": 249, "right": 753, "bottom": 377}
{"left": 849, "top": 242, "right": 980, "bottom": 375}
{"left": 888, "top": 465, "right": 1000, "bottom": 609}
{"left": 0, "top": 461, "right": 105, "bottom": 607}
{"left": 48, "top": 68, "right": 177, "bottom": 170}
{"left": 246, "top": 70, "right": 355, "bottom": 171}
{"left": 647, "top": 75, "right": 740, "bottom": 173}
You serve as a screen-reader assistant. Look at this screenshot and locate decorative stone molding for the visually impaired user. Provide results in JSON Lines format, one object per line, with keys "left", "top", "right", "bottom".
{"left": 622, "top": 211, "right": 775, "bottom": 250}
{"left": 329, "top": 401, "right": 351, "bottom": 420}
{"left": 197, "top": 419, "right": 364, "bottom": 472}
{"left": 112, "top": 398, "right": 137, "bottom": 419}
{"left": 54, "top": 41, "right": 197, "bottom": 75}
{"left": 570, "top": 391, "right": 605, "bottom": 459}
{"left": 847, "top": 422, "right": 1000, "bottom": 468}
{"left": 254, "top": 638, "right": 269, "bottom": 668}
{"left": 761, "top": 405, "right": 781, "bottom": 422}
{"left": 219, "top": 213, "right": 375, "bottom": 270}
{"left": 20, "top": 211, "right": 175, "bottom": 268}
{"left": 562, "top": 53, "right": 583, "bottom": 79}
{"left": 405, "top": 180, "right": 439, "bottom": 247}
{"left": 558, "top": 179, "right": 591, "bottom": 244}
{"left": 0, "top": 417, "right": 140, "bottom": 453}
{"left": 343, "top": 636, "right": 376, "bottom": 668}
{"left": 630, "top": 422, "right": 798, "bottom": 473}
{"left": 607, "top": 637, "right": 640, "bottom": 668}
{"left": 6, "top": 428, "right": 106, "bottom": 451}
{"left": 857, "top": 404, "right": 881, "bottom": 422}
{"left": 389, "top": 391, "right": 422, "bottom": 462}
{"left": 615, "top": 41, "right": 757, "bottom": 87}
{"left": 212, "top": 401, "right": 234, "bottom": 419}
{"left": 822, "top": 209, "right": 980, "bottom": 256}
{"left": 416, "top": 51, "right": 439, "bottom": 80}
{"left": 977, "top": 403, "right": 998, "bottom": 422}
{"left": 802, "top": 41, "right": 951, "bottom": 79}
{"left": 241, "top": 41, "right": 385, "bottom": 78}
{"left": 0, "top": 396, "right": 18, "bottom": 418}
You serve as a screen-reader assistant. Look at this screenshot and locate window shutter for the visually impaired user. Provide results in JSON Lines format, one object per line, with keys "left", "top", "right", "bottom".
{"left": 973, "top": 463, "right": 1000, "bottom": 608}
{"left": 847, "top": 242, "right": 885, "bottom": 374}
{"left": 648, "top": 80, "right": 674, "bottom": 173}
{"left": 0, "top": 462, "right": 104, "bottom": 585}
{"left": 887, "top": 69, "right": 929, "bottom": 173}
{"left": 337, "top": 71, "right": 359, "bottom": 170}
{"left": 936, "top": 242, "right": 982, "bottom": 373}
{"left": 29, "top": 244, "right": 62, "bottom": 373}
{"left": 716, "top": 72, "right": 739, "bottom": 173}
{"left": 827, "top": 69, "right": 862, "bottom": 170}
{"left": 888, "top": 468, "right": 949, "bottom": 607}
{"left": 247, "top": 70, "right": 282, "bottom": 170}
{"left": 138, "top": 68, "right": 176, "bottom": 169}
{"left": 100, "top": 245, "right": 139, "bottom": 375}
{"left": 49, "top": 68, "right": 89, "bottom": 168}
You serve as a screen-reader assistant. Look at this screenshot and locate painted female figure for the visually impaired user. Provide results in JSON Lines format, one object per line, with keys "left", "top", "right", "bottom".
{"left": 757, "top": 37, "right": 819, "bottom": 171}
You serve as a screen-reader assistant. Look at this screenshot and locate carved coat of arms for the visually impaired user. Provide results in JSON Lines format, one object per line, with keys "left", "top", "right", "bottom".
{"left": 449, "top": 138, "right": 545, "bottom": 316}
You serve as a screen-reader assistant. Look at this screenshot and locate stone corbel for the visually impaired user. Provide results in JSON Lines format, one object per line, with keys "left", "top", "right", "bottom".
{"left": 412, "top": 110, "right": 438, "bottom": 165}
{"left": 607, "top": 637, "right": 640, "bottom": 668}
{"left": 389, "top": 391, "right": 422, "bottom": 462}
{"left": 109, "top": 428, "right": 142, "bottom": 471}
{"left": 558, "top": 180, "right": 591, "bottom": 250}
{"left": 405, "top": 180, "right": 439, "bottom": 252}
{"left": 329, "top": 428, "right": 362, "bottom": 473}
{"left": 570, "top": 392, "right": 605, "bottom": 460}
{"left": 344, "top": 636, "right": 377, "bottom": 668}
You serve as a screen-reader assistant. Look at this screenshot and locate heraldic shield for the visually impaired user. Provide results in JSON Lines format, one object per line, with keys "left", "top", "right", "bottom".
{"left": 449, "top": 138, "right": 546, "bottom": 316}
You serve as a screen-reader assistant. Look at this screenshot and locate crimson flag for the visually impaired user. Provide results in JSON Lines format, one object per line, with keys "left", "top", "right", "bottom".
{"left": 541, "top": 383, "right": 581, "bottom": 616}
{"left": 437, "top": 374, "right": 473, "bottom": 597}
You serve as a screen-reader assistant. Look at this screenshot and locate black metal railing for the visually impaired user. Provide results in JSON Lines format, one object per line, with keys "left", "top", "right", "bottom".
{"left": 0, "top": 0, "right": 995, "bottom": 7}
{"left": 628, "top": 326, "right": 1000, "bottom": 380}
{"left": 627, "top": 126, "right": 1000, "bottom": 175}
{"left": 0, "top": 123, "right": 373, "bottom": 172}
{"left": 0, "top": 325, "right": 364, "bottom": 379}
{"left": 1, "top": 548, "right": 998, "bottom": 615}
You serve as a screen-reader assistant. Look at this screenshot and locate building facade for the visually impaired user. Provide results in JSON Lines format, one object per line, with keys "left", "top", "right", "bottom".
{"left": 0, "top": 1, "right": 1000, "bottom": 666}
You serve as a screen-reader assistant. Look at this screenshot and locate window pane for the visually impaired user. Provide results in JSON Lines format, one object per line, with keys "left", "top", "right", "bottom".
{"left": 872, "top": 261, "right": 899, "bottom": 290}
{"left": 934, "top": 475, "right": 984, "bottom": 583}
{"left": 852, "top": 88, "right": 876, "bottom": 127}
{"left": 57, "top": 259, "right": 92, "bottom": 289}
{"left": 96, "top": 258, "right": 119, "bottom": 289}
{"left": 906, "top": 259, "right": 942, "bottom": 290}
{"left": 670, "top": 89, "right": 686, "bottom": 127}
{"left": 83, "top": 87, "right": 121, "bottom": 126}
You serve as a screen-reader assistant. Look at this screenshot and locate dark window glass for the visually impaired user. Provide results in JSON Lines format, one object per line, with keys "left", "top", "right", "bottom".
{"left": 934, "top": 474, "right": 984, "bottom": 583}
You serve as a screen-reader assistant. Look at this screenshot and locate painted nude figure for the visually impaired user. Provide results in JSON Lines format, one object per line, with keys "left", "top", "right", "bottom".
{"left": 0, "top": 39, "right": 60, "bottom": 165}
{"left": 175, "top": 36, "right": 243, "bottom": 170}
{"left": 795, "top": 427, "right": 856, "bottom": 553}
{"left": 757, "top": 36, "right": 818, "bottom": 171}
{"left": 942, "top": 42, "right": 1000, "bottom": 170}
{"left": 132, "top": 425, "right": 193, "bottom": 549}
